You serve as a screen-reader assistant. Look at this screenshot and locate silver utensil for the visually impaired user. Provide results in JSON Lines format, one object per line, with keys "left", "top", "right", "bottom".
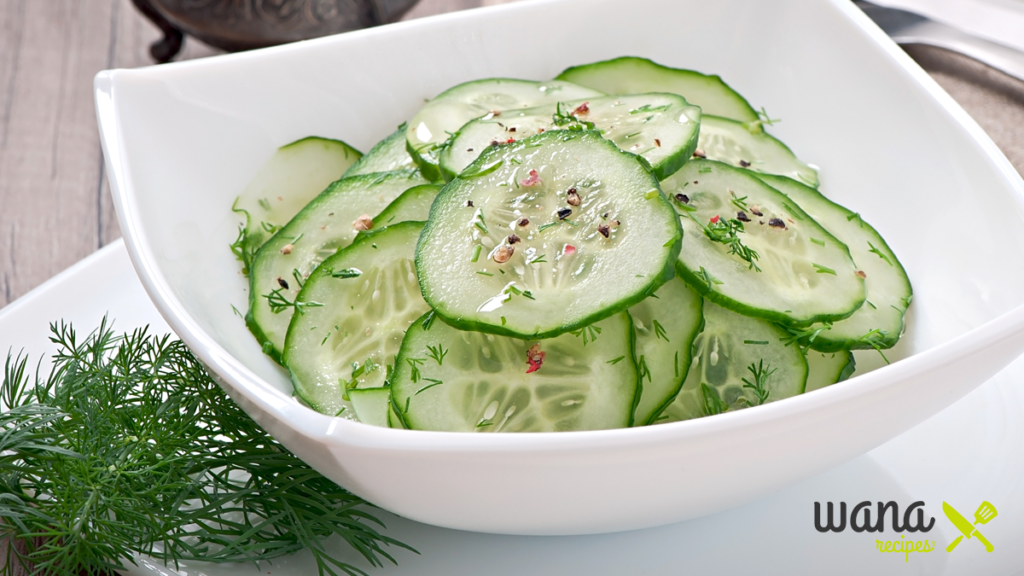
{"left": 856, "top": 1, "right": 1024, "bottom": 83}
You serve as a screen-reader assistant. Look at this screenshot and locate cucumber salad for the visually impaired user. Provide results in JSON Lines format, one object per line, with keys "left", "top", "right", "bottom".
{"left": 230, "top": 56, "right": 911, "bottom": 432}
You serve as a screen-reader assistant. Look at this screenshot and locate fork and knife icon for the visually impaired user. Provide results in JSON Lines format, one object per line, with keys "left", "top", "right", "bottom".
{"left": 943, "top": 501, "right": 997, "bottom": 552}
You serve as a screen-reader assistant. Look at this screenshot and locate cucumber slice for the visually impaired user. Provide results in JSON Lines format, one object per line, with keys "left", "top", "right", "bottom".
{"left": 369, "top": 184, "right": 441, "bottom": 229}
{"left": 391, "top": 311, "right": 638, "bottom": 432}
{"left": 805, "top": 351, "right": 855, "bottom": 393}
{"left": 283, "top": 222, "right": 430, "bottom": 416}
{"left": 406, "top": 78, "right": 603, "bottom": 180}
{"left": 416, "top": 130, "right": 681, "bottom": 339}
{"left": 344, "top": 125, "right": 416, "bottom": 177}
{"left": 556, "top": 57, "right": 758, "bottom": 123}
{"left": 698, "top": 116, "right": 819, "bottom": 188}
{"left": 350, "top": 387, "right": 391, "bottom": 427}
{"left": 232, "top": 137, "right": 361, "bottom": 271}
{"left": 439, "top": 93, "right": 701, "bottom": 181}
{"left": 663, "top": 160, "right": 865, "bottom": 326}
{"left": 755, "top": 174, "right": 912, "bottom": 351}
{"left": 247, "top": 170, "right": 428, "bottom": 361}
{"left": 629, "top": 276, "right": 704, "bottom": 426}
{"left": 660, "top": 300, "right": 808, "bottom": 422}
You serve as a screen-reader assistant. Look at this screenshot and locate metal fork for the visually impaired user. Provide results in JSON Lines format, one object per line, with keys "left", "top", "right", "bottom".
{"left": 855, "top": 1, "right": 1024, "bottom": 83}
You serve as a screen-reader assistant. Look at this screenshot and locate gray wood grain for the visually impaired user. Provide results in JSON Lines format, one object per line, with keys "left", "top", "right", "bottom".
{"left": 0, "top": 0, "right": 493, "bottom": 311}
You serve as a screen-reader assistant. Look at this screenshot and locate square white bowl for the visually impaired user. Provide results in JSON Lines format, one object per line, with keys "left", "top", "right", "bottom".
{"left": 97, "top": 0, "right": 1024, "bottom": 535}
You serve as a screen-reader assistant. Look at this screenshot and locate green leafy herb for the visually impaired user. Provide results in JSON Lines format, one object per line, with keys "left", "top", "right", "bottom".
{"left": 426, "top": 344, "right": 448, "bottom": 366}
{"left": 570, "top": 324, "right": 602, "bottom": 346}
{"left": 229, "top": 225, "right": 256, "bottom": 276}
{"left": 258, "top": 198, "right": 272, "bottom": 211}
{"left": 421, "top": 311, "right": 436, "bottom": 331}
{"left": 858, "top": 328, "right": 892, "bottom": 364}
{"left": 741, "top": 359, "right": 776, "bottom": 406}
{"left": 743, "top": 340, "right": 769, "bottom": 345}
{"left": 744, "top": 106, "right": 781, "bottom": 134}
{"left": 810, "top": 238, "right": 825, "bottom": 247}
{"left": 606, "top": 356, "right": 626, "bottom": 365}
{"left": 867, "top": 241, "right": 893, "bottom": 266}
{"left": 697, "top": 266, "right": 724, "bottom": 289}
{"left": 551, "top": 102, "right": 596, "bottom": 131}
{"left": 527, "top": 253, "right": 547, "bottom": 265}
{"left": 0, "top": 321, "right": 410, "bottom": 576}
{"left": 629, "top": 103, "right": 671, "bottom": 114}
{"left": 652, "top": 319, "right": 670, "bottom": 342}
{"left": 692, "top": 215, "right": 761, "bottom": 272}
{"left": 263, "top": 288, "right": 323, "bottom": 315}
{"left": 471, "top": 245, "right": 483, "bottom": 263}
{"left": 812, "top": 263, "right": 836, "bottom": 275}
{"left": 730, "top": 194, "right": 749, "bottom": 212}
{"left": 406, "top": 357, "right": 425, "bottom": 383}
{"left": 415, "top": 378, "right": 444, "bottom": 395}
{"left": 637, "top": 355, "right": 651, "bottom": 385}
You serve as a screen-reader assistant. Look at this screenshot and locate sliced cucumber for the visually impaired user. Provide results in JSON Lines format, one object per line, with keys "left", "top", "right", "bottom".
{"left": 344, "top": 126, "right": 416, "bottom": 177}
{"left": 416, "top": 130, "right": 681, "bottom": 339}
{"left": 698, "top": 116, "right": 818, "bottom": 188}
{"left": 247, "top": 170, "right": 428, "bottom": 361}
{"left": 556, "top": 57, "right": 758, "bottom": 123}
{"left": 660, "top": 300, "right": 808, "bottom": 422}
{"left": 662, "top": 160, "right": 865, "bottom": 326}
{"left": 629, "top": 275, "right": 704, "bottom": 426}
{"left": 805, "top": 351, "right": 855, "bottom": 393}
{"left": 369, "top": 184, "right": 441, "bottom": 229}
{"left": 391, "top": 311, "right": 637, "bottom": 432}
{"left": 406, "top": 78, "right": 603, "bottom": 179}
{"left": 755, "top": 174, "right": 912, "bottom": 351}
{"left": 232, "top": 137, "right": 361, "bottom": 271}
{"left": 350, "top": 387, "right": 391, "bottom": 427}
{"left": 439, "top": 93, "right": 701, "bottom": 181}
{"left": 283, "top": 222, "right": 430, "bottom": 416}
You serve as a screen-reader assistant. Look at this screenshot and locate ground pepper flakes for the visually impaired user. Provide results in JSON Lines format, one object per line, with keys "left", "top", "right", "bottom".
{"left": 526, "top": 344, "right": 546, "bottom": 374}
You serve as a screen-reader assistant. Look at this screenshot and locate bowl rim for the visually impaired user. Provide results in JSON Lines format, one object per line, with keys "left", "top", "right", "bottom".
{"left": 96, "top": 0, "right": 1024, "bottom": 452}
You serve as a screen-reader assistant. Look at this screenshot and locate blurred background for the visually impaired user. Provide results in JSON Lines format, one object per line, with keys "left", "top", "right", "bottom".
{"left": 0, "top": 0, "right": 1021, "bottom": 310}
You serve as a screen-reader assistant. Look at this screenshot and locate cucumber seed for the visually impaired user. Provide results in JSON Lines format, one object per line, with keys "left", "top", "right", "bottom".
{"left": 518, "top": 217, "right": 530, "bottom": 227}
{"left": 280, "top": 244, "right": 294, "bottom": 255}
{"left": 507, "top": 234, "right": 521, "bottom": 244}
{"left": 693, "top": 148, "right": 706, "bottom": 158}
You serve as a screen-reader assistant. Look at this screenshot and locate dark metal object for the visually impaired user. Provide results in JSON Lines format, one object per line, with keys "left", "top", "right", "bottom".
{"left": 132, "top": 0, "right": 421, "bottom": 63}
{"left": 856, "top": 1, "right": 1024, "bottom": 83}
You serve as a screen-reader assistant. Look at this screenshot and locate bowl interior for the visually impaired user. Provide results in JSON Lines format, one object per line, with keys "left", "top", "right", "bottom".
{"left": 107, "top": 0, "right": 1024, "bottom": 422}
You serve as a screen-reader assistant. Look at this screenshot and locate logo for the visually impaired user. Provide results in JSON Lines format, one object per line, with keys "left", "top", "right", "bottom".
{"left": 814, "top": 500, "right": 999, "bottom": 562}
{"left": 943, "top": 501, "right": 997, "bottom": 553}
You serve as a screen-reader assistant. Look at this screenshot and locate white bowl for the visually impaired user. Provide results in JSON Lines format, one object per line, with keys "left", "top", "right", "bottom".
{"left": 96, "top": 0, "right": 1024, "bottom": 535}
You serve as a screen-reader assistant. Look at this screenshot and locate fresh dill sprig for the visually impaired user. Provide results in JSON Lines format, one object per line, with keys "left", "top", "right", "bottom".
{"left": 740, "top": 359, "right": 776, "bottom": 406}
{"left": 551, "top": 102, "right": 596, "bottom": 131}
{"left": 570, "top": 324, "right": 602, "bottom": 346}
{"left": 692, "top": 215, "right": 762, "bottom": 272}
{"left": 867, "top": 241, "right": 893, "bottom": 266}
{"left": 426, "top": 344, "right": 448, "bottom": 366}
{"left": 263, "top": 287, "right": 324, "bottom": 315}
{"left": 229, "top": 224, "right": 257, "bottom": 276}
{"left": 0, "top": 320, "right": 411, "bottom": 576}
{"left": 652, "top": 319, "right": 670, "bottom": 342}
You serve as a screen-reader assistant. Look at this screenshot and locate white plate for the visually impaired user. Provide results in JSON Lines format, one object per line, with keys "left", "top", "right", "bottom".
{"left": 1, "top": 242, "right": 1020, "bottom": 575}
{"left": 96, "top": 0, "right": 1024, "bottom": 534}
